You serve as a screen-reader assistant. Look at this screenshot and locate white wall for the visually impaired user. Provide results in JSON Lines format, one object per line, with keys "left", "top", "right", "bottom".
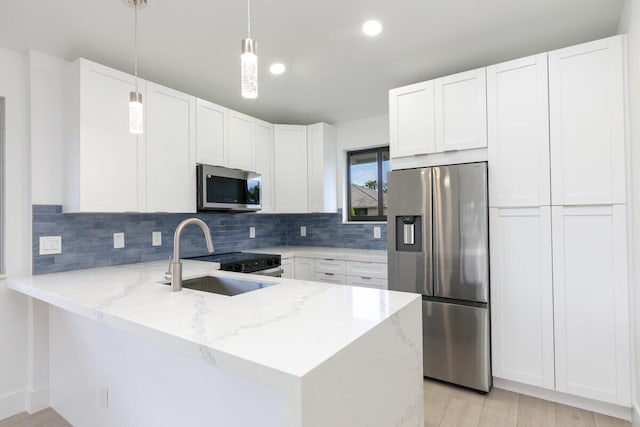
{"left": 334, "top": 114, "right": 389, "bottom": 211}
{"left": 618, "top": 2, "right": 640, "bottom": 425}
{"left": 0, "top": 48, "right": 32, "bottom": 419}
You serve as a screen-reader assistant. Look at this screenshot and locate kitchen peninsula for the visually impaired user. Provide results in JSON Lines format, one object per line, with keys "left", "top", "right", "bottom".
{"left": 8, "top": 260, "right": 423, "bottom": 427}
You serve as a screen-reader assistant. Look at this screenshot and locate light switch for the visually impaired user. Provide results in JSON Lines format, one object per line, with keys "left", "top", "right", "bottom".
{"left": 152, "top": 231, "right": 162, "bottom": 246}
{"left": 300, "top": 226, "right": 306, "bottom": 237}
{"left": 39, "top": 236, "right": 62, "bottom": 255}
{"left": 113, "top": 232, "right": 125, "bottom": 249}
{"left": 249, "top": 227, "right": 256, "bottom": 239}
{"left": 374, "top": 226, "right": 381, "bottom": 239}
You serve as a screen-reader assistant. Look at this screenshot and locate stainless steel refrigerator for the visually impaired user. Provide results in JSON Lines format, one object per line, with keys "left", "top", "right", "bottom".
{"left": 387, "top": 162, "right": 491, "bottom": 392}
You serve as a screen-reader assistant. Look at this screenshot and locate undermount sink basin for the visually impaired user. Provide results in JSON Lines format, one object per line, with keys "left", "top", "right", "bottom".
{"left": 164, "top": 275, "right": 276, "bottom": 296}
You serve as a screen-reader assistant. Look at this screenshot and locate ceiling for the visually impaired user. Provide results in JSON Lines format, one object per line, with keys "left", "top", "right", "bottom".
{"left": 0, "top": 0, "right": 625, "bottom": 125}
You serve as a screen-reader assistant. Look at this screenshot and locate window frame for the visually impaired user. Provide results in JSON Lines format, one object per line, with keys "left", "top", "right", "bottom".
{"left": 346, "top": 146, "right": 389, "bottom": 222}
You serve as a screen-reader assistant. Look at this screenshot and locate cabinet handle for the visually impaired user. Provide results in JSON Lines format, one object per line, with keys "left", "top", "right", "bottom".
{"left": 412, "top": 152, "right": 429, "bottom": 156}
{"left": 443, "top": 149, "right": 459, "bottom": 153}
{"left": 324, "top": 273, "right": 334, "bottom": 276}
{"left": 360, "top": 277, "right": 372, "bottom": 280}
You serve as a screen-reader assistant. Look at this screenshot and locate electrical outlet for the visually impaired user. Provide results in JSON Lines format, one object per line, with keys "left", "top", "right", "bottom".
{"left": 300, "top": 226, "right": 306, "bottom": 237}
{"left": 39, "top": 236, "right": 62, "bottom": 255}
{"left": 113, "top": 232, "right": 125, "bottom": 249}
{"left": 373, "top": 226, "right": 381, "bottom": 239}
{"left": 152, "top": 231, "right": 162, "bottom": 246}
{"left": 249, "top": 227, "right": 256, "bottom": 239}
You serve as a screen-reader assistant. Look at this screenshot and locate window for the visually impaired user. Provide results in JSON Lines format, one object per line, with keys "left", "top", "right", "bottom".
{"left": 347, "top": 147, "right": 389, "bottom": 221}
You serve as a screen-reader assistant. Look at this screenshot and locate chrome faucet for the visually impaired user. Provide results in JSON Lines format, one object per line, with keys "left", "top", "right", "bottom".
{"left": 165, "top": 218, "right": 214, "bottom": 292}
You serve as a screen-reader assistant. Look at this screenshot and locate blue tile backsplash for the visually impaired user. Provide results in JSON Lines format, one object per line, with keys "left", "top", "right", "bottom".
{"left": 32, "top": 205, "right": 387, "bottom": 274}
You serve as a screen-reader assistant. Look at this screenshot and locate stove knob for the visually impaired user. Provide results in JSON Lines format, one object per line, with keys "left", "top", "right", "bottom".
{"left": 266, "top": 258, "right": 274, "bottom": 266}
{"left": 233, "top": 264, "right": 242, "bottom": 272}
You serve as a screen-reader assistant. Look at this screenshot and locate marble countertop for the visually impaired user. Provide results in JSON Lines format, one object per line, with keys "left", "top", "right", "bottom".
{"left": 247, "top": 246, "right": 387, "bottom": 263}
{"left": 8, "top": 260, "right": 416, "bottom": 388}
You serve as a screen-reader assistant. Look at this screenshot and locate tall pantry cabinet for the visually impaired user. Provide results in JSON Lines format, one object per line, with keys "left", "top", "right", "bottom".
{"left": 488, "top": 35, "right": 630, "bottom": 406}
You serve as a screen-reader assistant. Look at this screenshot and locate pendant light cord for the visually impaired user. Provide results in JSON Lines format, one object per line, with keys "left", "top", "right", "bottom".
{"left": 247, "top": 0, "right": 251, "bottom": 39}
{"left": 134, "top": 0, "right": 139, "bottom": 93}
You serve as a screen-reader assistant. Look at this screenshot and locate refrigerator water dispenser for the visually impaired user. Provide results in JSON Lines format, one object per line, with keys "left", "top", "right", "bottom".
{"left": 395, "top": 216, "right": 422, "bottom": 252}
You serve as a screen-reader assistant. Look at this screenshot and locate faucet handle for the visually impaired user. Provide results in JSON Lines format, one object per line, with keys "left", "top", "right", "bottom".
{"left": 164, "top": 256, "right": 173, "bottom": 281}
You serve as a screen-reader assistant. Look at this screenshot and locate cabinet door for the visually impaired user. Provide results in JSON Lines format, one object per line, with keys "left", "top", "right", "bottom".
{"left": 552, "top": 205, "right": 630, "bottom": 405}
{"left": 434, "top": 68, "right": 487, "bottom": 151}
{"left": 228, "top": 110, "right": 255, "bottom": 171}
{"left": 487, "top": 54, "right": 550, "bottom": 207}
{"left": 345, "top": 275, "right": 387, "bottom": 290}
{"left": 549, "top": 36, "right": 625, "bottom": 205}
{"left": 346, "top": 261, "right": 387, "bottom": 279}
{"left": 274, "top": 125, "right": 308, "bottom": 213}
{"left": 145, "top": 82, "right": 196, "bottom": 213}
{"left": 254, "top": 120, "right": 274, "bottom": 213}
{"left": 196, "top": 99, "right": 228, "bottom": 167}
{"left": 294, "top": 257, "right": 315, "bottom": 281}
{"left": 489, "top": 207, "right": 554, "bottom": 390}
{"left": 389, "top": 81, "right": 435, "bottom": 158}
{"left": 315, "top": 272, "right": 346, "bottom": 285}
{"left": 78, "top": 60, "right": 143, "bottom": 212}
{"left": 307, "top": 123, "right": 337, "bottom": 213}
{"left": 281, "top": 258, "right": 294, "bottom": 279}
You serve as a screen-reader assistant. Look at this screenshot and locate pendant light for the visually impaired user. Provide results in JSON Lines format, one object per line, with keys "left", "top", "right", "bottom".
{"left": 128, "top": 0, "right": 146, "bottom": 134}
{"left": 241, "top": 0, "right": 258, "bottom": 99}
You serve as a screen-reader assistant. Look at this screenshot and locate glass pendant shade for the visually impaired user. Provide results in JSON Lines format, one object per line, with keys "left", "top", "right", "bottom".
{"left": 241, "top": 38, "right": 258, "bottom": 99}
{"left": 129, "top": 91, "right": 144, "bottom": 134}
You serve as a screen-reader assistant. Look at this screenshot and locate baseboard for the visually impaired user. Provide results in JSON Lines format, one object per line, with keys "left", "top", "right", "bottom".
{"left": 494, "top": 378, "right": 632, "bottom": 422}
{"left": 0, "top": 388, "right": 25, "bottom": 420}
{"left": 633, "top": 402, "right": 640, "bottom": 427}
{"left": 25, "top": 386, "right": 49, "bottom": 414}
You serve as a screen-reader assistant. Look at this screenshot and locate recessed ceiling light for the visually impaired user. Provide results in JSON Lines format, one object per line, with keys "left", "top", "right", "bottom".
{"left": 362, "top": 20, "right": 382, "bottom": 37}
{"left": 269, "top": 63, "right": 286, "bottom": 75}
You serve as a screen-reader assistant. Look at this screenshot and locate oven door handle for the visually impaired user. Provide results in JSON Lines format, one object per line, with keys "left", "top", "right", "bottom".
{"left": 252, "top": 266, "right": 283, "bottom": 277}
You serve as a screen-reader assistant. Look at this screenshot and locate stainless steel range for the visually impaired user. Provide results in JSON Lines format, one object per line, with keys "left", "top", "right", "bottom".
{"left": 188, "top": 252, "right": 282, "bottom": 277}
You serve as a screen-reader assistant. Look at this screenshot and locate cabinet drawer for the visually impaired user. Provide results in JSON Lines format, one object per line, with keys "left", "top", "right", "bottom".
{"left": 346, "top": 275, "right": 387, "bottom": 290}
{"left": 315, "top": 272, "right": 346, "bottom": 285}
{"left": 346, "top": 261, "right": 387, "bottom": 279}
{"left": 315, "top": 259, "right": 346, "bottom": 275}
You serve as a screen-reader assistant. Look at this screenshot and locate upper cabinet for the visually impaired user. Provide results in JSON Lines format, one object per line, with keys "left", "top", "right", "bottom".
{"left": 549, "top": 36, "right": 626, "bottom": 205}
{"left": 389, "top": 67, "right": 487, "bottom": 162}
{"left": 389, "top": 81, "right": 435, "bottom": 158}
{"left": 274, "top": 125, "right": 308, "bottom": 213}
{"left": 64, "top": 59, "right": 145, "bottom": 212}
{"left": 254, "top": 119, "right": 274, "bottom": 213}
{"left": 487, "top": 54, "right": 550, "bottom": 207}
{"left": 145, "top": 82, "right": 196, "bottom": 213}
{"left": 434, "top": 67, "right": 487, "bottom": 151}
{"left": 307, "top": 123, "right": 337, "bottom": 213}
{"left": 228, "top": 110, "right": 256, "bottom": 172}
{"left": 196, "top": 98, "right": 228, "bottom": 167}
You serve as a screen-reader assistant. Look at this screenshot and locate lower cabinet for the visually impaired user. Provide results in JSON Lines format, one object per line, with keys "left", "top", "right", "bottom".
{"left": 315, "top": 272, "right": 346, "bottom": 285}
{"left": 280, "top": 257, "right": 294, "bottom": 279}
{"left": 291, "top": 257, "right": 388, "bottom": 289}
{"left": 293, "top": 257, "right": 315, "bottom": 281}
{"left": 490, "top": 204, "right": 631, "bottom": 406}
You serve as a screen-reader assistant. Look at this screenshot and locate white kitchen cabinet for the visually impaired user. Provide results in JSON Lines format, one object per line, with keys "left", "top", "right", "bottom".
{"left": 254, "top": 119, "right": 274, "bottom": 213}
{"left": 346, "top": 261, "right": 387, "bottom": 279}
{"left": 280, "top": 257, "right": 294, "bottom": 279}
{"left": 551, "top": 205, "right": 630, "bottom": 405}
{"left": 314, "top": 259, "right": 346, "bottom": 275}
{"left": 294, "top": 257, "right": 315, "bottom": 281}
{"left": 549, "top": 36, "right": 625, "bottom": 205}
{"left": 389, "top": 81, "right": 435, "bottom": 158}
{"left": 434, "top": 67, "right": 487, "bottom": 152}
{"left": 489, "top": 207, "right": 554, "bottom": 390}
{"left": 195, "top": 98, "right": 228, "bottom": 167}
{"left": 315, "top": 272, "right": 346, "bottom": 285}
{"left": 274, "top": 125, "right": 308, "bottom": 213}
{"left": 228, "top": 110, "right": 256, "bottom": 172}
{"left": 63, "top": 58, "right": 145, "bottom": 212}
{"left": 345, "top": 276, "right": 387, "bottom": 290}
{"left": 307, "top": 123, "right": 337, "bottom": 213}
{"left": 145, "top": 82, "right": 196, "bottom": 213}
{"left": 487, "top": 54, "right": 550, "bottom": 207}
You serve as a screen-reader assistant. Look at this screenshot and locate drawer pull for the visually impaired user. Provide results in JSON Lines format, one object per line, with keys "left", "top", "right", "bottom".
{"left": 324, "top": 273, "right": 334, "bottom": 276}
{"left": 360, "top": 277, "right": 372, "bottom": 280}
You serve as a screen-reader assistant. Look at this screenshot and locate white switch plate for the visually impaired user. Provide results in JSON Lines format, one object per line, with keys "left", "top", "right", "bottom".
{"left": 373, "top": 226, "right": 381, "bottom": 239}
{"left": 39, "top": 236, "right": 62, "bottom": 255}
{"left": 300, "top": 226, "right": 306, "bottom": 237}
{"left": 152, "top": 231, "right": 162, "bottom": 246}
{"left": 113, "top": 232, "right": 125, "bottom": 249}
{"left": 249, "top": 227, "right": 256, "bottom": 239}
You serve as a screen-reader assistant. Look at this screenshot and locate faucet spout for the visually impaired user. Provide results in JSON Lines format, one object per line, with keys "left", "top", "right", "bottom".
{"left": 170, "top": 218, "right": 214, "bottom": 292}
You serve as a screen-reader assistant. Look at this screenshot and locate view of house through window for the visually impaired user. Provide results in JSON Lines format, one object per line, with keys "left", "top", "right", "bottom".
{"left": 347, "top": 146, "right": 389, "bottom": 221}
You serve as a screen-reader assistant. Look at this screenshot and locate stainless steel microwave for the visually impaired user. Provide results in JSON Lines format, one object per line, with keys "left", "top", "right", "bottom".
{"left": 196, "top": 164, "right": 261, "bottom": 212}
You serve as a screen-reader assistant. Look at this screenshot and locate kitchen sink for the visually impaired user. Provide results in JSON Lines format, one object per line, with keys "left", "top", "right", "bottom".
{"left": 163, "top": 275, "right": 276, "bottom": 296}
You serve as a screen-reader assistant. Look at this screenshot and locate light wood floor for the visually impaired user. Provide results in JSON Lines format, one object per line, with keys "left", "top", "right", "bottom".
{"left": 0, "top": 380, "right": 632, "bottom": 427}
